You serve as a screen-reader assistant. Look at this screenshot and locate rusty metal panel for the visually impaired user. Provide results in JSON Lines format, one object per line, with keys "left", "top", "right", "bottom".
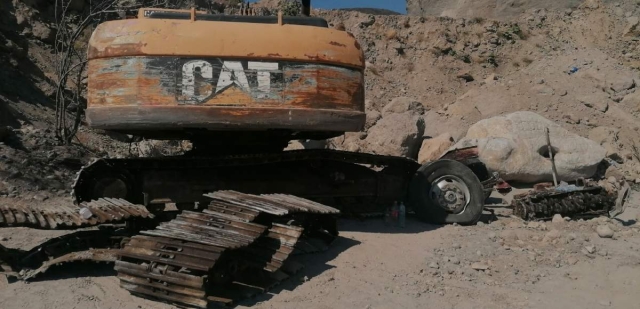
{"left": 89, "top": 57, "right": 364, "bottom": 109}
{"left": 88, "top": 16, "right": 364, "bottom": 69}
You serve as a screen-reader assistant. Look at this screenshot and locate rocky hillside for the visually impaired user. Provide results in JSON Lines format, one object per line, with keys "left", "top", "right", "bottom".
{"left": 406, "top": 0, "right": 602, "bottom": 19}
{"left": 314, "top": 0, "right": 640, "bottom": 181}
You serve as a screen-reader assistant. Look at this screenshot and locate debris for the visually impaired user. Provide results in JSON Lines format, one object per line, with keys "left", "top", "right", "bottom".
{"left": 513, "top": 186, "right": 615, "bottom": 221}
{"left": 596, "top": 225, "right": 614, "bottom": 238}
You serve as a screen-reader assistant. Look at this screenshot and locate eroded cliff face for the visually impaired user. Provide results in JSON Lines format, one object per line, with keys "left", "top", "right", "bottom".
{"left": 406, "top": 0, "right": 586, "bottom": 20}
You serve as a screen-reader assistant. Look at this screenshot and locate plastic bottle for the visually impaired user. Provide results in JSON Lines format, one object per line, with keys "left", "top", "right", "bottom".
{"left": 384, "top": 207, "right": 391, "bottom": 225}
{"left": 398, "top": 202, "right": 406, "bottom": 228}
{"left": 391, "top": 201, "right": 399, "bottom": 225}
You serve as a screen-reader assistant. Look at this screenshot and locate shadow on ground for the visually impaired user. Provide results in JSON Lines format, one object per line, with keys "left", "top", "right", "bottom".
{"left": 236, "top": 235, "right": 361, "bottom": 307}
{"left": 25, "top": 261, "right": 116, "bottom": 282}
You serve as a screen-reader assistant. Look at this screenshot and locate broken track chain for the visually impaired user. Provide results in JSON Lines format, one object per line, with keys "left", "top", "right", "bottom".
{"left": 512, "top": 187, "right": 615, "bottom": 220}
{"left": 116, "top": 191, "right": 339, "bottom": 308}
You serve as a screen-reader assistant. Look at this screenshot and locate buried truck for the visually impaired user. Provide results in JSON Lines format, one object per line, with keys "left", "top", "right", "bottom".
{"left": 0, "top": 3, "right": 616, "bottom": 308}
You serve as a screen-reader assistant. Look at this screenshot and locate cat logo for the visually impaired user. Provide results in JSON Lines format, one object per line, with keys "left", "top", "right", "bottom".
{"left": 178, "top": 59, "right": 282, "bottom": 105}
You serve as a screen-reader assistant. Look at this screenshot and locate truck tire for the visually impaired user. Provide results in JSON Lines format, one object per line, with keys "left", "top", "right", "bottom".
{"left": 408, "top": 160, "right": 485, "bottom": 225}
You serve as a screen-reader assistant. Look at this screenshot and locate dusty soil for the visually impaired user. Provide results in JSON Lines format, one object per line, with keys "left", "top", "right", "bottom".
{"left": 1, "top": 190, "right": 638, "bottom": 309}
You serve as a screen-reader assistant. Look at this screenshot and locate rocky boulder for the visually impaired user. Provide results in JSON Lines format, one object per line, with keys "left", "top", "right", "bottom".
{"left": 362, "top": 113, "right": 425, "bottom": 158}
{"left": 454, "top": 112, "right": 606, "bottom": 183}
{"left": 417, "top": 133, "right": 454, "bottom": 164}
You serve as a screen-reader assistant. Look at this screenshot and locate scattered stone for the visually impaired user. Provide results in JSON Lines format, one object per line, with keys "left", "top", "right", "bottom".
{"left": 449, "top": 256, "right": 461, "bottom": 265}
{"left": 452, "top": 243, "right": 462, "bottom": 249}
{"left": 543, "top": 229, "right": 561, "bottom": 242}
{"left": 622, "top": 16, "right": 639, "bottom": 37}
{"left": 578, "top": 95, "right": 610, "bottom": 113}
{"left": 597, "top": 250, "right": 608, "bottom": 257}
{"left": 584, "top": 245, "right": 596, "bottom": 254}
{"left": 599, "top": 300, "right": 611, "bottom": 307}
{"left": 476, "top": 221, "right": 485, "bottom": 226}
{"left": 596, "top": 225, "right": 614, "bottom": 238}
{"left": 0, "top": 237, "right": 8, "bottom": 241}
{"left": 552, "top": 214, "right": 565, "bottom": 223}
{"left": 567, "top": 256, "right": 578, "bottom": 265}
{"left": 487, "top": 232, "right": 497, "bottom": 241}
{"left": 471, "top": 262, "right": 489, "bottom": 271}
{"left": 457, "top": 71, "right": 474, "bottom": 82}
{"left": 531, "top": 84, "right": 555, "bottom": 96}
{"left": 429, "top": 262, "right": 439, "bottom": 269}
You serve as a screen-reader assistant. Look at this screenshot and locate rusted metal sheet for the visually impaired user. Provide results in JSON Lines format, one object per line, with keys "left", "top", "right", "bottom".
{"left": 88, "top": 9, "right": 364, "bottom": 69}
{"left": 440, "top": 146, "right": 480, "bottom": 161}
{"left": 0, "top": 198, "right": 153, "bottom": 229}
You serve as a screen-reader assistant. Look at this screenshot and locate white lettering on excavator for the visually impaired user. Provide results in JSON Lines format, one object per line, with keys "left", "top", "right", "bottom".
{"left": 180, "top": 60, "right": 279, "bottom": 104}
{"left": 181, "top": 60, "right": 213, "bottom": 102}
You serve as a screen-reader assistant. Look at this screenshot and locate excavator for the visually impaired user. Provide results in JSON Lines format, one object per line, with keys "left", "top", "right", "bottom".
{"left": 0, "top": 2, "right": 615, "bottom": 308}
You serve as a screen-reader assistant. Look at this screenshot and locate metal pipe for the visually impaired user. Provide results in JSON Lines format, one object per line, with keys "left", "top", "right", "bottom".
{"left": 301, "top": 0, "right": 311, "bottom": 16}
{"left": 545, "top": 127, "right": 559, "bottom": 187}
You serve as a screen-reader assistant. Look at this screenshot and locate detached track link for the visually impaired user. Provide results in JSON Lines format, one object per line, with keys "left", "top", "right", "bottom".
{"left": 512, "top": 187, "right": 616, "bottom": 220}
{"left": 0, "top": 198, "right": 153, "bottom": 229}
{"left": 116, "top": 191, "right": 339, "bottom": 308}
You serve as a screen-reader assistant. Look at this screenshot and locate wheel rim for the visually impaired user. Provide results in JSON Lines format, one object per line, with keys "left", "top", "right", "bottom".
{"left": 429, "top": 175, "right": 471, "bottom": 214}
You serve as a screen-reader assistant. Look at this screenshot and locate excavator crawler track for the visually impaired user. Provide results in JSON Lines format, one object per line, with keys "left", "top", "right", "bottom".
{"left": 116, "top": 190, "right": 339, "bottom": 308}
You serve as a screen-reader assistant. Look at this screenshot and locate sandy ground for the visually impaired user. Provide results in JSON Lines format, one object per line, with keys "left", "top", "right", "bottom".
{"left": 0, "top": 190, "right": 639, "bottom": 309}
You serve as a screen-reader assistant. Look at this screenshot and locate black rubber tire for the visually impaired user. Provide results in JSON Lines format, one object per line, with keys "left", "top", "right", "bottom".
{"left": 408, "top": 160, "right": 485, "bottom": 225}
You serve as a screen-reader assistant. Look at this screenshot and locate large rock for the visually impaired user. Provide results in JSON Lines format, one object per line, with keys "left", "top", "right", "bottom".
{"left": 363, "top": 113, "right": 425, "bottom": 158}
{"left": 418, "top": 133, "right": 454, "bottom": 164}
{"left": 620, "top": 91, "right": 640, "bottom": 115}
{"left": 454, "top": 112, "right": 606, "bottom": 183}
